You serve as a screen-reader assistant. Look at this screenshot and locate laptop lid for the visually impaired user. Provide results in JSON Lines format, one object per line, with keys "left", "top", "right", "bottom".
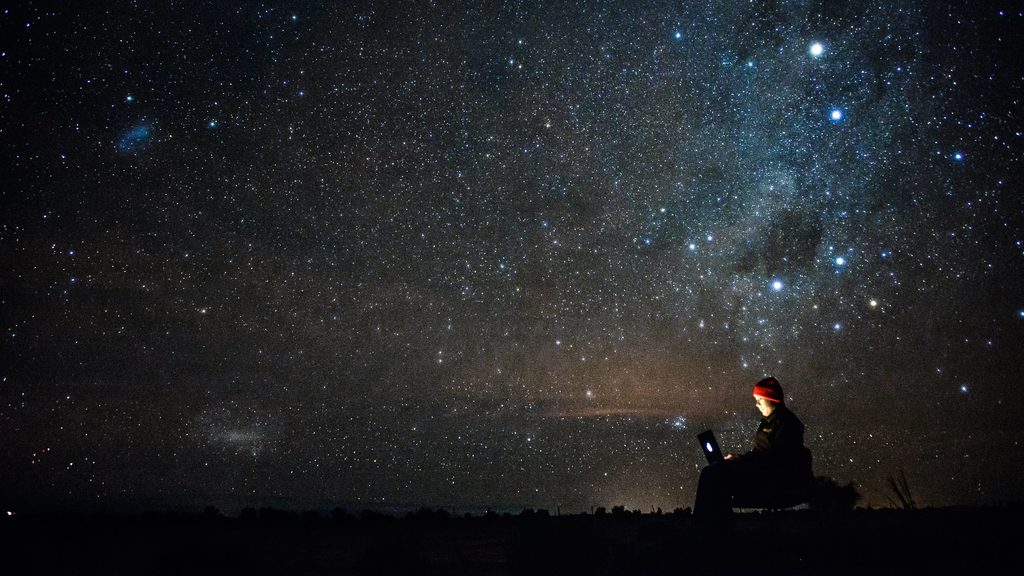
{"left": 697, "top": 429, "right": 723, "bottom": 465}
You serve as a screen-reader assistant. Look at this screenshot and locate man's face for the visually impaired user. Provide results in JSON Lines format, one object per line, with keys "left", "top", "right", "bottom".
{"left": 755, "top": 396, "right": 777, "bottom": 418}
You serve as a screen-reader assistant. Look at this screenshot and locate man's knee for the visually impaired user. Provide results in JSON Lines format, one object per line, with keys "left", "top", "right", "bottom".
{"left": 699, "top": 462, "right": 717, "bottom": 481}
{"left": 700, "top": 461, "right": 731, "bottom": 484}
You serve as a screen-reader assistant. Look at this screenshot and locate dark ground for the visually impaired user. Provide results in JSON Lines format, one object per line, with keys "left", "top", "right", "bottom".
{"left": 1, "top": 506, "right": 1019, "bottom": 575}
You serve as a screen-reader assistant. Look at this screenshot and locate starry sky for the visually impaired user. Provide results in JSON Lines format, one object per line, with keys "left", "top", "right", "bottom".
{"left": 2, "top": 1, "right": 1023, "bottom": 514}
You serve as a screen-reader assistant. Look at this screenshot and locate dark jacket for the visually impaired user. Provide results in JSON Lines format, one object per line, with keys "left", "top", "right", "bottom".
{"left": 738, "top": 404, "right": 812, "bottom": 479}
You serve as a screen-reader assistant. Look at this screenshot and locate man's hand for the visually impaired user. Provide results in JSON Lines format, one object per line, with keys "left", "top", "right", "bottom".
{"left": 724, "top": 454, "right": 737, "bottom": 461}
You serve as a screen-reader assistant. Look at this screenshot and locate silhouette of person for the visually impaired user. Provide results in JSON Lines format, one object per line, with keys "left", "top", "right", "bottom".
{"left": 693, "top": 377, "right": 813, "bottom": 529}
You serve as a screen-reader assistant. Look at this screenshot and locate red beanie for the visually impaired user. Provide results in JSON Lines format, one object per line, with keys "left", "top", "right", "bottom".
{"left": 752, "top": 377, "right": 784, "bottom": 403}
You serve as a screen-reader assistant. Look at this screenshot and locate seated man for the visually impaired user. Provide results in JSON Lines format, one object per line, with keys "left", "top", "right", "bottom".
{"left": 693, "top": 377, "right": 813, "bottom": 528}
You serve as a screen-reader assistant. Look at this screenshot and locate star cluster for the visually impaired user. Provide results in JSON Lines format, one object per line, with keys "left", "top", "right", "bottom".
{"left": 2, "top": 2, "right": 1023, "bottom": 512}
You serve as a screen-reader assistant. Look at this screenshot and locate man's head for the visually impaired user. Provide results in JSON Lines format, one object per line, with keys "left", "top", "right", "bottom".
{"left": 752, "top": 376, "right": 784, "bottom": 417}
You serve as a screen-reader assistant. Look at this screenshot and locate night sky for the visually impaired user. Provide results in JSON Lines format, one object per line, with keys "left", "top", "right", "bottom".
{"left": 2, "top": 1, "right": 1023, "bottom": 514}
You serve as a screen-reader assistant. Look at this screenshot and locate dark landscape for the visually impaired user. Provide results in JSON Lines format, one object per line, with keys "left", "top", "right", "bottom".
{"left": 3, "top": 505, "right": 1019, "bottom": 575}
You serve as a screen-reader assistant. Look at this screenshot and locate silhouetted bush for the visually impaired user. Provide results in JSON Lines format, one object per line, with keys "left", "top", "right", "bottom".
{"left": 887, "top": 469, "right": 916, "bottom": 510}
{"left": 517, "top": 508, "right": 550, "bottom": 519}
{"left": 406, "top": 507, "right": 451, "bottom": 522}
{"left": 258, "top": 507, "right": 295, "bottom": 521}
{"left": 359, "top": 509, "right": 391, "bottom": 523}
{"left": 810, "top": 476, "right": 861, "bottom": 513}
{"left": 330, "top": 507, "right": 355, "bottom": 522}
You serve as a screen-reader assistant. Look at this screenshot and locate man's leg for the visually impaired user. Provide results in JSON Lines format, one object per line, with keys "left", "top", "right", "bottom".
{"left": 693, "top": 461, "right": 735, "bottom": 527}
{"left": 727, "top": 461, "right": 789, "bottom": 508}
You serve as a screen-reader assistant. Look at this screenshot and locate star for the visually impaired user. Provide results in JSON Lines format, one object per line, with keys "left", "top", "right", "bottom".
{"left": 809, "top": 42, "right": 825, "bottom": 57}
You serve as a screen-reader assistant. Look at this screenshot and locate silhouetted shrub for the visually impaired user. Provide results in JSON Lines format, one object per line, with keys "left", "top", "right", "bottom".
{"left": 406, "top": 507, "right": 451, "bottom": 522}
{"left": 258, "top": 507, "right": 294, "bottom": 522}
{"left": 810, "top": 476, "right": 861, "bottom": 513}
{"left": 886, "top": 469, "right": 916, "bottom": 510}
{"left": 330, "top": 507, "right": 354, "bottom": 522}
{"left": 359, "top": 509, "right": 391, "bottom": 523}
{"left": 517, "top": 508, "right": 550, "bottom": 519}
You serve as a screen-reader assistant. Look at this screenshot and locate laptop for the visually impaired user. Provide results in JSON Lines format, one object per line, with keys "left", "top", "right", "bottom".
{"left": 697, "top": 429, "right": 724, "bottom": 464}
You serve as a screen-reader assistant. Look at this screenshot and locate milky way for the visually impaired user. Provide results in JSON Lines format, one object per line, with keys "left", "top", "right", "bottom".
{"left": 2, "top": 2, "right": 1023, "bottom": 513}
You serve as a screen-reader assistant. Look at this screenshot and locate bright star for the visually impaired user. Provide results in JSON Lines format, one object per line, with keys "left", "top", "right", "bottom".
{"left": 833, "top": 323, "right": 842, "bottom": 331}
{"left": 771, "top": 280, "right": 784, "bottom": 292}
{"left": 810, "top": 42, "right": 824, "bottom": 57}
{"left": 830, "top": 109, "right": 843, "bottom": 121}
{"left": 674, "top": 31, "right": 683, "bottom": 40}
{"left": 959, "top": 384, "right": 969, "bottom": 393}
{"left": 953, "top": 152, "right": 964, "bottom": 161}
{"left": 835, "top": 256, "right": 846, "bottom": 266}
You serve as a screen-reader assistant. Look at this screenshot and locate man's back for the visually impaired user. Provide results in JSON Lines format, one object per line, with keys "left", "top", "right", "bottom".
{"left": 746, "top": 405, "right": 812, "bottom": 476}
